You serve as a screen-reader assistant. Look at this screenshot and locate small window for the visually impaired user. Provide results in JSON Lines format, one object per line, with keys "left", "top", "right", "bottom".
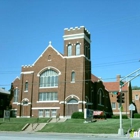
{"left": 51, "top": 109, "right": 57, "bottom": 117}
{"left": 48, "top": 55, "right": 51, "bottom": 61}
{"left": 85, "top": 46, "right": 90, "bottom": 59}
{"left": 76, "top": 44, "right": 80, "bottom": 55}
{"left": 68, "top": 45, "right": 72, "bottom": 56}
{"left": 135, "top": 95, "right": 139, "bottom": 100}
{"left": 45, "top": 109, "right": 50, "bottom": 118}
{"left": 23, "top": 100, "right": 28, "bottom": 105}
{"left": 111, "top": 102, "right": 116, "bottom": 109}
{"left": 71, "top": 71, "right": 75, "bottom": 82}
{"left": 85, "top": 46, "right": 88, "bottom": 57}
{"left": 25, "top": 82, "right": 28, "bottom": 91}
{"left": 22, "top": 98, "right": 29, "bottom": 106}
{"left": 88, "top": 47, "right": 90, "bottom": 59}
{"left": 38, "top": 110, "right": 43, "bottom": 117}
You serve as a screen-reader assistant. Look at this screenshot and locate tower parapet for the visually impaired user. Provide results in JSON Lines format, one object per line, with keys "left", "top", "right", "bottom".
{"left": 63, "top": 26, "right": 91, "bottom": 58}
{"left": 22, "top": 65, "right": 33, "bottom": 68}
{"left": 64, "top": 26, "right": 90, "bottom": 39}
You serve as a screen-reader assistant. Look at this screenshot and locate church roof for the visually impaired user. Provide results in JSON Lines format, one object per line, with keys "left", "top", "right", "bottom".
{"left": 103, "top": 81, "right": 128, "bottom": 92}
{"left": 91, "top": 74, "right": 100, "bottom": 83}
{"left": 0, "top": 88, "right": 10, "bottom": 94}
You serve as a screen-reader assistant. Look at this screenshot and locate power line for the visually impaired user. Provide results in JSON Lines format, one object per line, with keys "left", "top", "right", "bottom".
{"left": 92, "top": 58, "right": 139, "bottom": 68}
{"left": 0, "top": 58, "right": 139, "bottom": 74}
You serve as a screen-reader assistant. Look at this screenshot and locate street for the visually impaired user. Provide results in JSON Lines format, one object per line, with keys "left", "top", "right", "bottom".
{"left": 0, "top": 132, "right": 138, "bottom": 140}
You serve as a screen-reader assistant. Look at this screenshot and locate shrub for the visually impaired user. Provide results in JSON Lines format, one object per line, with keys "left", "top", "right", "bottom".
{"left": 111, "top": 115, "right": 119, "bottom": 119}
{"left": 134, "top": 113, "right": 140, "bottom": 118}
{"left": 71, "top": 112, "right": 84, "bottom": 119}
{"left": 111, "top": 115, "right": 128, "bottom": 119}
{"left": 122, "top": 115, "right": 128, "bottom": 119}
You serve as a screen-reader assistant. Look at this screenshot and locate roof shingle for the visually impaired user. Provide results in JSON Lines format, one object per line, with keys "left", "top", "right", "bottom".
{"left": 0, "top": 88, "right": 10, "bottom": 94}
{"left": 103, "top": 82, "right": 128, "bottom": 91}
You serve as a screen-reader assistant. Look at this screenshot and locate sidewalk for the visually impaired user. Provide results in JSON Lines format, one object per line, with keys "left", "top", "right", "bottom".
{"left": 0, "top": 131, "right": 140, "bottom": 139}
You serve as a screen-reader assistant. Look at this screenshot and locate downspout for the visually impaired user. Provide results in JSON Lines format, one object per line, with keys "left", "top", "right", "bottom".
{"left": 82, "top": 57, "right": 85, "bottom": 112}
{"left": 63, "top": 58, "right": 67, "bottom": 117}
{"left": 30, "top": 72, "right": 34, "bottom": 117}
{"left": 20, "top": 74, "right": 24, "bottom": 117}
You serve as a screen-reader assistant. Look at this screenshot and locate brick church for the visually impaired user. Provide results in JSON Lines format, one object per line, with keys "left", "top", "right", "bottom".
{"left": 11, "top": 26, "right": 112, "bottom": 118}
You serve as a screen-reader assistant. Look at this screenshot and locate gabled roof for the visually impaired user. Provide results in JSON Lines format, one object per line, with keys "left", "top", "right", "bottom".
{"left": 91, "top": 74, "right": 128, "bottom": 92}
{"left": 91, "top": 74, "right": 100, "bottom": 83}
{"left": 33, "top": 41, "right": 64, "bottom": 65}
{"left": 103, "top": 81, "right": 128, "bottom": 92}
{"left": 12, "top": 76, "right": 20, "bottom": 83}
{"left": 0, "top": 88, "right": 10, "bottom": 95}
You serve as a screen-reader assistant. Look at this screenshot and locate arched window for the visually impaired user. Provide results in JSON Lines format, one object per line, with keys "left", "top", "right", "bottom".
{"left": 85, "top": 46, "right": 88, "bottom": 57}
{"left": 40, "top": 69, "right": 58, "bottom": 87}
{"left": 24, "top": 81, "right": 28, "bottom": 91}
{"left": 71, "top": 71, "right": 75, "bottom": 82}
{"left": 85, "top": 46, "right": 90, "bottom": 59}
{"left": 68, "top": 45, "right": 72, "bottom": 56}
{"left": 48, "top": 55, "right": 51, "bottom": 61}
{"left": 13, "top": 88, "right": 19, "bottom": 102}
{"left": 88, "top": 47, "right": 90, "bottom": 59}
{"left": 23, "top": 100, "right": 28, "bottom": 105}
{"left": 97, "top": 88, "right": 104, "bottom": 105}
{"left": 67, "top": 98, "right": 78, "bottom": 104}
{"left": 22, "top": 98, "right": 29, "bottom": 106}
{"left": 76, "top": 44, "right": 80, "bottom": 55}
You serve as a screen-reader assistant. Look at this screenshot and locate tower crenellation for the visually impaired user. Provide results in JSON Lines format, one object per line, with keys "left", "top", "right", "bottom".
{"left": 22, "top": 65, "right": 33, "bottom": 68}
{"left": 64, "top": 26, "right": 90, "bottom": 39}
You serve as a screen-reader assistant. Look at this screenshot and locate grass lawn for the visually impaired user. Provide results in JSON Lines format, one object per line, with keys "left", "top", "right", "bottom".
{"left": 0, "top": 118, "right": 140, "bottom": 133}
{"left": 40, "top": 119, "right": 140, "bottom": 134}
{"left": 0, "top": 118, "right": 49, "bottom": 131}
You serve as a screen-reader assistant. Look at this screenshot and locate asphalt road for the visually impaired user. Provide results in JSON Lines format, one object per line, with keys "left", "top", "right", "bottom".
{"left": 0, "top": 132, "right": 138, "bottom": 140}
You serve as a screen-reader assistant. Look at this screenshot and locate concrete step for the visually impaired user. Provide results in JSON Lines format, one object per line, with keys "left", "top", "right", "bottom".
{"left": 57, "top": 118, "right": 67, "bottom": 122}
{"left": 49, "top": 118, "right": 67, "bottom": 123}
{"left": 24, "top": 124, "right": 33, "bottom": 131}
{"left": 34, "top": 123, "right": 46, "bottom": 131}
{"left": 23, "top": 123, "right": 47, "bottom": 132}
{"left": 49, "top": 118, "right": 57, "bottom": 123}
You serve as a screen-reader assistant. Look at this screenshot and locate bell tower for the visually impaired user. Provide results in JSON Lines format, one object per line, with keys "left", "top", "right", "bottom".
{"left": 63, "top": 26, "right": 91, "bottom": 58}
{"left": 63, "top": 26, "right": 92, "bottom": 114}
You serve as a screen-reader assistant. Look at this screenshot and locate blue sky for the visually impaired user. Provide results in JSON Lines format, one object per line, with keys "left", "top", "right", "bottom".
{"left": 0, "top": 0, "right": 140, "bottom": 90}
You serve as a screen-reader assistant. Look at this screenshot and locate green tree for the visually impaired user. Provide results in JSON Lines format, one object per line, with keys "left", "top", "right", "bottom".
{"left": 132, "top": 86, "right": 140, "bottom": 90}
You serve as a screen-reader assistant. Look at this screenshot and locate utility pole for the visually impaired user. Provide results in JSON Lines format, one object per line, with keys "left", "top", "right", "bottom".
{"left": 118, "top": 86, "right": 123, "bottom": 135}
{"left": 118, "top": 68, "right": 140, "bottom": 135}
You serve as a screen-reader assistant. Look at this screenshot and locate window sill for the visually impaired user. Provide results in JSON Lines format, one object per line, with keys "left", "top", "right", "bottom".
{"left": 13, "top": 102, "right": 18, "bottom": 104}
{"left": 24, "top": 90, "right": 28, "bottom": 92}
{"left": 37, "top": 101, "right": 59, "bottom": 103}
{"left": 39, "top": 86, "right": 58, "bottom": 89}
{"left": 112, "top": 108, "right": 116, "bottom": 110}
{"left": 13, "top": 102, "right": 21, "bottom": 105}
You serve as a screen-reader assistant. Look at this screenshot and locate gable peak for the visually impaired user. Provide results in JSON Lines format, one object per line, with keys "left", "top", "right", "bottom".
{"left": 48, "top": 41, "right": 52, "bottom": 47}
